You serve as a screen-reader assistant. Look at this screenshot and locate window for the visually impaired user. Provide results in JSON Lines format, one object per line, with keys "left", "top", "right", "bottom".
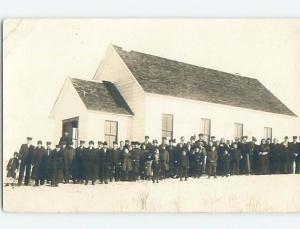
{"left": 234, "top": 123, "right": 243, "bottom": 140}
{"left": 162, "top": 114, "right": 173, "bottom": 139}
{"left": 201, "top": 118, "right": 211, "bottom": 142}
{"left": 104, "top": 120, "right": 118, "bottom": 147}
{"left": 62, "top": 117, "right": 79, "bottom": 147}
{"left": 264, "top": 127, "right": 272, "bottom": 140}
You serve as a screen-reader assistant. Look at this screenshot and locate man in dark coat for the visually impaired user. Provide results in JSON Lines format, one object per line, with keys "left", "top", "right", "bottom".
{"left": 269, "top": 138, "right": 281, "bottom": 174}
{"left": 258, "top": 139, "right": 270, "bottom": 175}
{"left": 151, "top": 149, "right": 161, "bottom": 183}
{"left": 131, "top": 142, "right": 142, "bottom": 181}
{"left": 288, "top": 136, "right": 298, "bottom": 174}
{"left": 50, "top": 144, "right": 65, "bottom": 187}
{"left": 31, "top": 140, "right": 48, "bottom": 186}
{"left": 280, "top": 137, "right": 290, "bottom": 174}
{"left": 159, "top": 144, "right": 169, "bottom": 179}
{"left": 72, "top": 140, "right": 85, "bottom": 183}
{"left": 179, "top": 148, "right": 189, "bottom": 181}
{"left": 239, "top": 136, "right": 251, "bottom": 175}
{"left": 63, "top": 142, "right": 75, "bottom": 183}
{"left": 83, "top": 141, "right": 98, "bottom": 185}
{"left": 250, "top": 137, "right": 260, "bottom": 175}
{"left": 207, "top": 145, "right": 218, "bottom": 178}
{"left": 192, "top": 146, "right": 205, "bottom": 178}
{"left": 231, "top": 143, "right": 241, "bottom": 175}
{"left": 122, "top": 147, "right": 133, "bottom": 181}
{"left": 45, "top": 141, "right": 52, "bottom": 183}
{"left": 167, "top": 139, "right": 177, "bottom": 178}
{"left": 109, "top": 141, "right": 121, "bottom": 182}
{"left": 18, "top": 137, "right": 35, "bottom": 186}
{"left": 246, "top": 137, "right": 256, "bottom": 174}
{"left": 218, "top": 138, "right": 231, "bottom": 177}
{"left": 99, "top": 142, "right": 110, "bottom": 184}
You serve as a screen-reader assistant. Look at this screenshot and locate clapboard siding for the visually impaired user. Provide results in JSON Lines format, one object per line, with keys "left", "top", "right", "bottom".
{"left": 144, "top": 93, "right": 299, "bottom": 141}
{"left": 94, "top": 45, "right": 145, "bottom": 141}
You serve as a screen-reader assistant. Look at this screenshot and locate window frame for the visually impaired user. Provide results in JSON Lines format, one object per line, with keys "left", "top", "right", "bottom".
{"left": 264, "top": 127, "right": 272, "bottom": 140}
{"left": 234, "top": 122, "right": 244, "bottom": 140}
{"left": 201, "top": 118, "right": 211, "bottom": 142}
{"left": 162, "top": 114, "right": 174, "bottom": 140}
{"left": 104, "top": 120, "right": 118, "bottom": 147}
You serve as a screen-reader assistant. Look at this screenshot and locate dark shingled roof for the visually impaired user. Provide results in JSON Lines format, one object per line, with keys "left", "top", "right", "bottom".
{"left": 114, "top": 46, "right": 296, "bottom": 117}
{"left": 70, "top": 78, "right": 133, "bottom": 115}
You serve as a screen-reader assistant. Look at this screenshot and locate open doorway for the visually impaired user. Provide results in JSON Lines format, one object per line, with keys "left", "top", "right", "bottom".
{"left": 62, "top": 117, "right": 79, "bottom": 147}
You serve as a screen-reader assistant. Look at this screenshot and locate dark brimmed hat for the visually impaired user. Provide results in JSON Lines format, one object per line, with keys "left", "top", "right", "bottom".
{"left": 293, "top": 136, "right": 297, "bottom": 139}
{"left": 284, "top": 136, "right": 289, "bottom": 139}
{"left": 56, "top": 144, "right": 60, "bottom": 148}
{"left": 89, "top": 140, "right": 94, "bottom": 145}
{"left": 211, "top": 136, "right": 216, "bottom": 139}
{"left": 37, "top": 140, "right": 42, "bottom": 144}
{"left": 98, "top": 141, "right": 103, "bottom": 145}
{"left": 27, "top": 137, "right": 33, "bottom": 140}
{"left": 80, "top": 140, "right": 85, "bottom": 144}
{"left": 252, "top": 137, "right": 257, "bottom": 142}
{"left": 199, "top": 133, "right": 203, "bottom": 137}
{"left": 153, "top": 139, "right": 158, "bottom": 143}
{"left": 172, "top": 139, "right": 177, "bottom": 143}
{"left": 113, "top": 141, "right": 118, "bottom": 145}
{"left": 103, "top": 141, "right": 108, "bottom": 146}
{"left": 145, "top": 136, "right": 149, "bottom": 139}
{"left": 162, "top": 137, "right": 167, "bottom": 140}
{"left": 190, "top": 136, "right": 195, "bottom": 140}
{"left": 125, "top": 140, "right": 130, "bottom": 143}
{"left": 46, "top": 141, "right": 51, "bottom": 145}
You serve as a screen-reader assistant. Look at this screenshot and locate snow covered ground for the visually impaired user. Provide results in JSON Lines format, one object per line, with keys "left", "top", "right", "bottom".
{"left": 3, "top": 174, "right": 300, "bottom": 213}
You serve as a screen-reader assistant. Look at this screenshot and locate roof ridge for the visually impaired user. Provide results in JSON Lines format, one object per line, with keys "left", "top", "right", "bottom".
{"left": 114, "top": 45, "right": 258, "bottom": 81}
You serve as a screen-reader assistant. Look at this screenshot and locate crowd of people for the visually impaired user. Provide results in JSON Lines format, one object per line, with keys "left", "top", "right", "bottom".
{"left": 5, "top": 132, "right": 300, "bottom": 187}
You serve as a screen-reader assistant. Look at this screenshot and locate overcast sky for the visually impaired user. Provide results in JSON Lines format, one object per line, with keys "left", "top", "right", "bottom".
{"left": 3, "top": 19, "right": 300, "bottom": 159}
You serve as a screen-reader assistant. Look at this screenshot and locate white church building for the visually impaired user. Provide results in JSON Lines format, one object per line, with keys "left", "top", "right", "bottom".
{"left": 50, "top": 45, "right": 298, "bottom": 147}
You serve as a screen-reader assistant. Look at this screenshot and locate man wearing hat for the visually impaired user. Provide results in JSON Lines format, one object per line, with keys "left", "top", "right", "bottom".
{"left": 131, "top": 141, "right": 142, "bottom": 181}
{"left": 240, "top": 136, "right": 251, "bottom": 175}
{"left": 72, "top": 140, "right": 85, "bottom": 183}
{"left": 63, "top": 141, "right": 75, "bottom": 183}
{"left": 109, "top": 141, "right": 121, "bottom": 182}
{"left": 18, "top": 137, "right": 35, "bottom": 186}
{"left": 31, "top": 140, "right": 48, "bottom": 186}
{"left": 99, "top": 141, "right": 110, "bottom": 184}
{"left": 247, "top": 137, "right": 257, "bottom": 175}
{"left": 50, "top": 144, "right": 65, "bottom": 187}
{"left": 280, "top": 136, "right": 290, "bottom": 174}
{"left": 82, "top": 140, "right": 97, "bottom": 185}
{"left": 45, "top": 141, "right": 52, "bottom": 183}
{"left": 288, "top": 136, "right": 298, "bottom": 174}
{"left": 269, "top": 138, "right": 281, "bottom": 174}
{"left": 167, "top": 139, "right": 177, "bottom": 178}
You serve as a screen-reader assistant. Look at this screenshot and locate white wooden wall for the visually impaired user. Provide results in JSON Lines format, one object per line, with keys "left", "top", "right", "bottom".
{"left": 144, "top": 93, "right": 299, "bottom": 142}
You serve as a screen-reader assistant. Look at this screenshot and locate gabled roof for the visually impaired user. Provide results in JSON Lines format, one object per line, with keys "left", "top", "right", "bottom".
{"left": 70, "top": 78, "right": 133, "bottom": 115}
{"left": 113, "top": 45, "right": 296, "bottom": 117}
